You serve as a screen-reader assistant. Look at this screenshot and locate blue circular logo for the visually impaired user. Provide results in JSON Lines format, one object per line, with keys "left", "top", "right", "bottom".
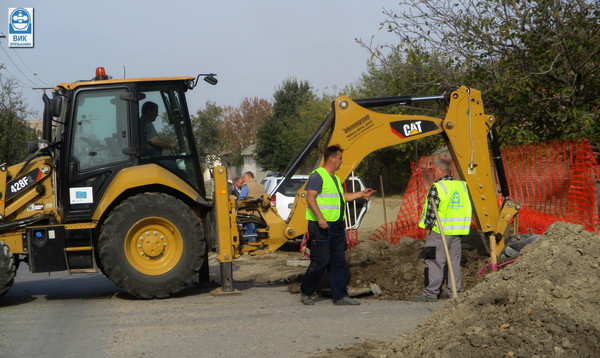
{"left": 10, "top": 8, "right": 31, "bottom": 32}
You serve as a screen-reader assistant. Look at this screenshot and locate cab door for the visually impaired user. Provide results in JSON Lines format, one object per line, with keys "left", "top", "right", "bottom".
{"left": 62, "top": 87, "right": 132, "bottom": 221}
{"left": 136, "top": 85, "right": 204, "bottom": 195}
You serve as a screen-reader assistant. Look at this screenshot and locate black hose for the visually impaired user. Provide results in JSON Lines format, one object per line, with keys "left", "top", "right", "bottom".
{"left": 490, "top": 127, "right": 510, "bottom": 198}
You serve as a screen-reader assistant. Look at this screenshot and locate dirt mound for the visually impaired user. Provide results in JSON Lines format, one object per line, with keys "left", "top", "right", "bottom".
{"left": 346, "top": 237, "right": 424, "bottom": 300}
{"left": 322, "top": 222, "right": 600, "bottom": 357}
{"left": 345, "top": 236, "right": 488, "bottom": 300}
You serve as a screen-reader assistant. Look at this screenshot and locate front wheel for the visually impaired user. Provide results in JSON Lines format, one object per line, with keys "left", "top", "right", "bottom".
{"left": 98, "top": 193, "right": 205, "bottom": 299}
{"left": 0, "top": 241, "right": 16, "bottom": 297}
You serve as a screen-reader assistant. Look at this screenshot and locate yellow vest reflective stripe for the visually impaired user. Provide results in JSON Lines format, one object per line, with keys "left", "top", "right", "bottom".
{"left": 419, "top": 180, "right": 472, "bottom": 235}
{"left": 305, "top": 167, "right": 346, "bottom": 222}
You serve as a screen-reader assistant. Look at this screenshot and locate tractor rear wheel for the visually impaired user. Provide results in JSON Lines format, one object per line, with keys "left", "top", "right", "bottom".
{"left": 98, "top": 193, "right": 205, "bottom": 299}
{"left": 0, "top": 241, "right": 16, "bottom": 297}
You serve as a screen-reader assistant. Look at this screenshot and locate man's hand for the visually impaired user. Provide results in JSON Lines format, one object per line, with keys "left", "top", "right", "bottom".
{"left": 361, "top": 188, "right": 376, "bottom": 200}
{"left": 317, "top": 217, "right": 328, "bottom": 229}
{"left": 346, "top": 188, "right": 376, "bottom": 202}
{"left": 307, "top": 189, "right": 329, "bottom": 229}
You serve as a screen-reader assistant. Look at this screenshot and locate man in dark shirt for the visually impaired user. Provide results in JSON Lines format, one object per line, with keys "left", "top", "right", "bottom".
{"left": 141, "top": 101, "right": 177, "bottom": 157}
{"left": 229, "top": 176, "right": 243, "bottom": 199}
{"left": 300, "top": 145, "right": 375, "bottom": 305}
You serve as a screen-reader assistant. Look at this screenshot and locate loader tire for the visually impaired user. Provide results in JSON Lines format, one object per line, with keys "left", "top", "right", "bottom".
{"left": 0, "top": 241, "right": 16, "bottom": 297}
{"left": 98, "top": 193, "right": 205, "bottom": 299}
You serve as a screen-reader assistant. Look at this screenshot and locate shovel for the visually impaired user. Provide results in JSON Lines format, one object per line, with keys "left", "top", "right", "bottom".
{"left": 431, "top": 202, "right": 458, "bottom": 299}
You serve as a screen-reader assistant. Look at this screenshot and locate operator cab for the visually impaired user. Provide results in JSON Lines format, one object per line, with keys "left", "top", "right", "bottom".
{"left": 41, "top": 68, "right": 205, "bottom": 222}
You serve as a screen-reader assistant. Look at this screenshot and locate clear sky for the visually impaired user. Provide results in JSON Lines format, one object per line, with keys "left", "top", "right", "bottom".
{"left": 1, "top": 1, "right": 397, "bottom": 121}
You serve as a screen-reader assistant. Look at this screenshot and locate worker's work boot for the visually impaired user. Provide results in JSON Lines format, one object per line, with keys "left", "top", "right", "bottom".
{"left": 300, "top": 294, "right": 315, "bottom": 305}
{"left": 413, "top": 295, "right": 438, "bottom": 302}
{"left": 333, "top": 296, "right": 360, "bottom": 305}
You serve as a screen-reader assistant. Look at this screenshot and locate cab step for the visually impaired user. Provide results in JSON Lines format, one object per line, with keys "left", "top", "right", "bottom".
{"left": 68, "top": 268, "right": 97, "bottom": 273}
{"left": 28, "top": 226, "right": 97, "bottom": 273}
{"left": 64, "top": 229, "right": 96, "bottom": 273}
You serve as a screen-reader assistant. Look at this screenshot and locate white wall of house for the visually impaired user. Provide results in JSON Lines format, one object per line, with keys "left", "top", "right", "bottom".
{"left": 240, "top": 144, "right": 268, "bottom": 182}
{"left": 202, "top": 144, "right": 268, "bottom": 197}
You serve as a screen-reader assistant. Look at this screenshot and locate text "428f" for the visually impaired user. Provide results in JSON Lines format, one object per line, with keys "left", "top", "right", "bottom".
{"left": 10, "top": 176, "right": 30, "bottom": 193}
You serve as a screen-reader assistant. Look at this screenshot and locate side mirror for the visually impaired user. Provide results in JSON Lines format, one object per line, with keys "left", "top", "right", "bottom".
{"left": 49, "top": 96, "right": 67, "bottom": 117}
{"left": 26, "top": 139, "right": 50, "bottom": 154}
{"left": 27, "top": 141, "right": 38, "bottom": 153}
{"left": 191, "top": 73, "right": 218, "bottom": 88}
{"left": 204, "top": 75, "right": 218, "bottom": 85}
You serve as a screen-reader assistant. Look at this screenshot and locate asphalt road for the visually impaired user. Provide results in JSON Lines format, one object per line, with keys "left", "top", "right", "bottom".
{"left": 0, "top": 263, "right": 441, "bottom": 358}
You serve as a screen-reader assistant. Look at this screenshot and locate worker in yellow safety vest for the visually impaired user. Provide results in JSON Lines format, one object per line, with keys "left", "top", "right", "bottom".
{"left": 414, "top": 157, "right": 472, "bottom": 302}
{"left": 299, "top": 145, "right": 376, "bottom": 306}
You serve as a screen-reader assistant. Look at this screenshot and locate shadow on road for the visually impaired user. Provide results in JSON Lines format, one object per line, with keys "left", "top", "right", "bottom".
{"left": 1, "top": 265, "right": 268, "bottom": 306}
{"left": 2, "top": 244, "right": 305, "bottom": 306}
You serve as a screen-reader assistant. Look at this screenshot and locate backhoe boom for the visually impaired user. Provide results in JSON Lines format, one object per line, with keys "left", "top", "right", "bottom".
{"left": 214, "top": 86, "right": 520, "bottom": 285}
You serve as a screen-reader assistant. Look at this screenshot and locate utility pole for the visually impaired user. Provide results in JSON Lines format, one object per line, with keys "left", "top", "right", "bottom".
{"left": 0, "top": 34, "right": 7, "bottom": 78}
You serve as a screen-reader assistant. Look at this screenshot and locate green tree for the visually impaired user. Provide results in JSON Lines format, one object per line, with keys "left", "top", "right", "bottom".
{"left": 190, "top": 101, "right": 224, "bottom": 167}
{"left": 376, "top": 0, "right": 600, "bottom": 145}
{"left": 349, "top": 0, "right": 599, "bottom": 193}
{"left": 256, "top": 78, "right": 319, "bottom": 172}
{"left": 0, "top": 76, "right": 36, "bottom": 165}
{"left": 356, "top": 47, "right": 463, "bottom": 99}
{"left": 286, "top": 92, "right": 334, "bottom": 174}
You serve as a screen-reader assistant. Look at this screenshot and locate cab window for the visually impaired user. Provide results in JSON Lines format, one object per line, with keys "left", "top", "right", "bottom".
{"left": 138, "top": 88, "right": 201, "bottom": 190}
{"left": 72, "top": 89, "right": 129, "bottom": 171}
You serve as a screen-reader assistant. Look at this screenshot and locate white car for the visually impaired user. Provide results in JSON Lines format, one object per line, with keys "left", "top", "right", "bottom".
{"left": 261, "top": 174, "right": 370, "bottom": 229}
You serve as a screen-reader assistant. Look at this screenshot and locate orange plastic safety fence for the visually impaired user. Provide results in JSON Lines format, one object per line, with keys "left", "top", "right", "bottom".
{"left": 503, "top": 139, "right": 599, "bottom": 234}
{"left": 369, "top": 139, "right": 599, "bottom": 242}
{"left": 368, "top": 159, "right": 437, "bottom": 243}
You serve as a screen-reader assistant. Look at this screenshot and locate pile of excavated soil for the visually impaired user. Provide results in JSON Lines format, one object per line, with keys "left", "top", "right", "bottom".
{"left": 319, "top": 222, "right": 600, "bottom": 357}
{"left": 345, "top": 235, "right": 489, "bottom": 300}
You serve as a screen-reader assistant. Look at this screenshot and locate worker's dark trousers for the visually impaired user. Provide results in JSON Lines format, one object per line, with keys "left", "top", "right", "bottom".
{"left": 423, "top": 231, "right": 462, "bottom": 299}
{"left": 300, "top": 219, "right": 348, "bottom": 301}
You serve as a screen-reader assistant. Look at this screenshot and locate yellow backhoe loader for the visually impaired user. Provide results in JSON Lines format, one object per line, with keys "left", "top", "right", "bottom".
{"left": 0, "top": 68, "right": 518, "bottom": 298}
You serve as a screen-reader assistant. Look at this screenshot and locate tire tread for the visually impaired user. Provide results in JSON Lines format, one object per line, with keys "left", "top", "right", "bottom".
{"left": 0, "top": 241, "right": 16, "bottom": 297}
{"left": 98, "top": 193, "right": 205, "bottom": 299}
